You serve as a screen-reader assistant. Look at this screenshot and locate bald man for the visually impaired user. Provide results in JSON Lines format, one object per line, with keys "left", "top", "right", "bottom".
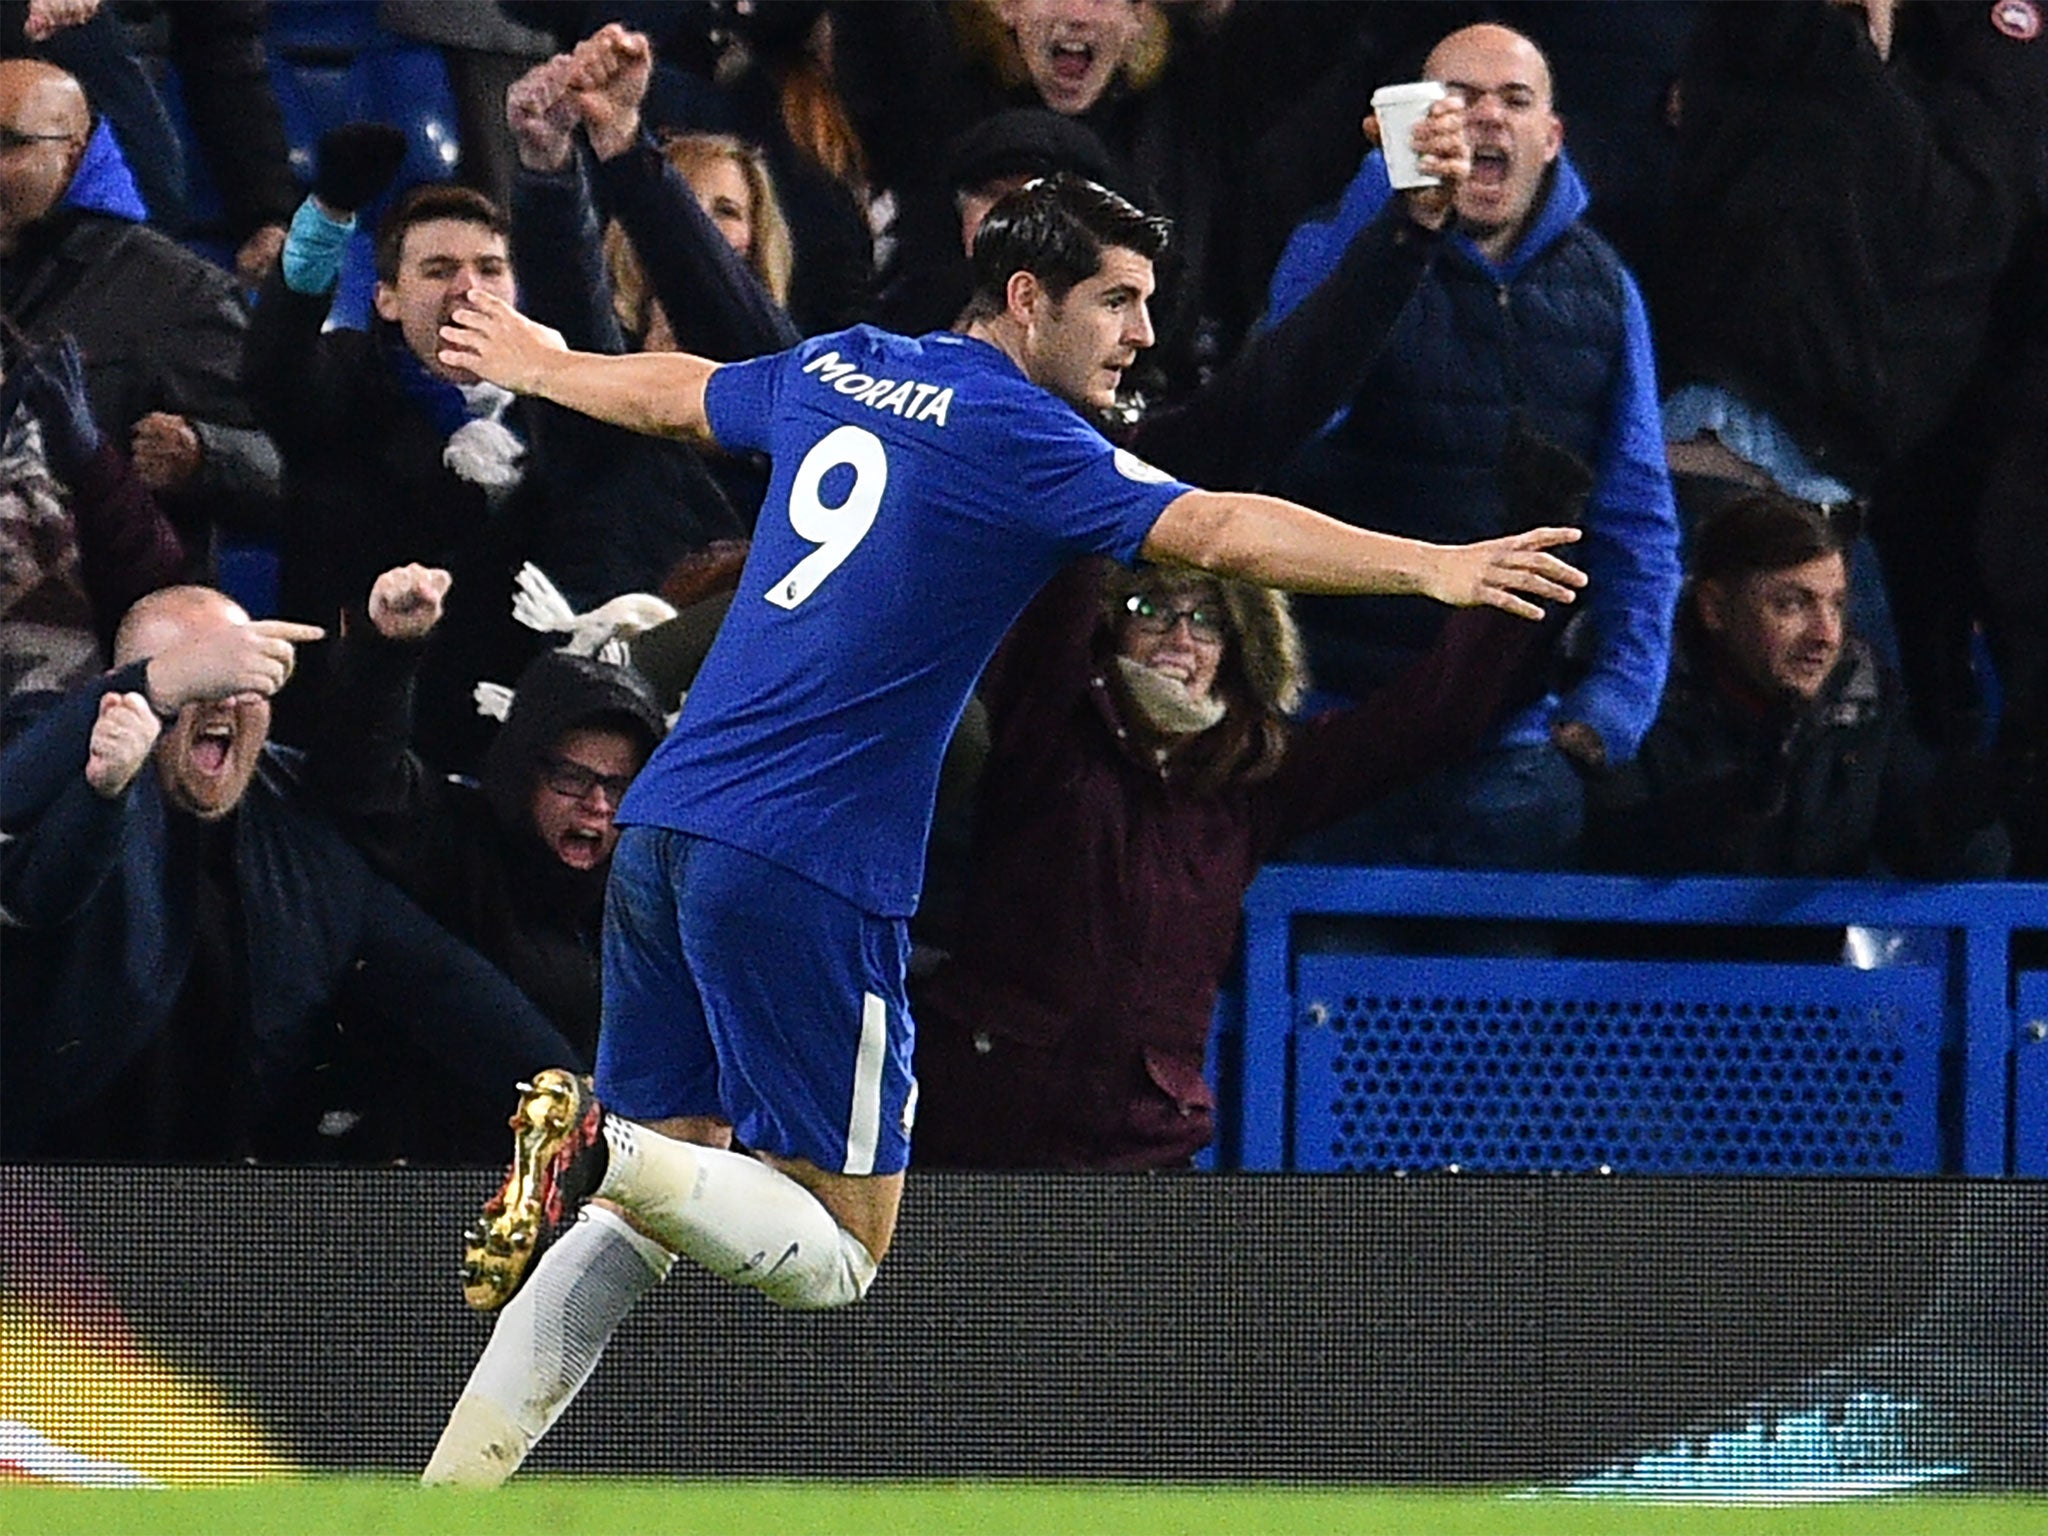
{"left": 0, "top": 56, "right": 89, "bottom": 255}
{"left": 0, "top": 58, "right": 279, "bottom": 524}
{"left": 1260, "top": 21, "right": 1680, "bottom": 875}
{"left": 0, "top": 584, "right": 581, "bottom": 1161}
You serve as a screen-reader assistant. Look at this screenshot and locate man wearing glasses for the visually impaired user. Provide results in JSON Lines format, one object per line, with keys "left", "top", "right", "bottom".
{"left": 0, "top": 58, "right": 277, "bottom": 536}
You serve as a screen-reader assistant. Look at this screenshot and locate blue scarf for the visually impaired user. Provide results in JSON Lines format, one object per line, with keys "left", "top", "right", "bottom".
{"left": 384, "top": 333, "right": 527, "bottom": 495}
{"left": 386, "top": 332, "right": 481, "bottom": 439}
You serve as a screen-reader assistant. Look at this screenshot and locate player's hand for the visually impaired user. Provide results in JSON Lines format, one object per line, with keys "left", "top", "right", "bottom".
{"left": 440, "top": 290, "right": 567, "bottom": 395}
{"left": 564, "top": 23, "right": 652, "bottom": 161}
{"left": 86, "top": 690, "right": 160, "bottom": 798}
{"left": 506, "top": 55, "right": 578, "bottom": 173}
{"left": 143, "top": 616, "right": 326, "bottom": 714}
{"left": 130, "top": 411, "right": 204, "bottom": 491}
{"left": 1364, "top": 95, "right": 1469, "bottom": 231}
{"left": 1426, "top": 526, "right": 1585, "bottom": 620}
{"left": 368, "top": 564, "right": 452, "bottom": 641}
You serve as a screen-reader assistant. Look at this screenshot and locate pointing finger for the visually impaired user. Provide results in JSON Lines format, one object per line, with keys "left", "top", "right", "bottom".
{"left": 248, "top": 620, "right": 327, "bottom": 643}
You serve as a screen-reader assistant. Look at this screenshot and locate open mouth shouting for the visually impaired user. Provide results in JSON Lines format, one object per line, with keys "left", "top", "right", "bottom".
{"left": 1023, "top": 10, "right": 1132, "bottom": 115}
{"left": 1048, "top": 36, "right": 1096, "bottom": 87}
{"left": 190, "top": 718, "right": 235, "bottom": 777}
{"left": 552, "top": 822, "right": 613, "bottom": 872}
{"left": 163, "top": 702, "right": 265, "bottom": 820}
{"left": 1469, "top": 143, "right": 1511, "bottom": 189}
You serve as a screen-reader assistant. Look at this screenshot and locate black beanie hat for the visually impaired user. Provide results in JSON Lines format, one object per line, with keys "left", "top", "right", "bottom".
{"left": 943, "top": 107, "right": 1122, "bottom": 196}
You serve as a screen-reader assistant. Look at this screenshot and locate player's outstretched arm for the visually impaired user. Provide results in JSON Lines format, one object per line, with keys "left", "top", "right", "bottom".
{"left": 1144, "top": 489, "right": 1585, "bottom": 620}
{"left": 438, "top": 289, "right": 720, "bottom": 444}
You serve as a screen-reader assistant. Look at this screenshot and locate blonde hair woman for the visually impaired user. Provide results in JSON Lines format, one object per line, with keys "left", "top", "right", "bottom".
{"left": 604, "top": 132, "right": 796, "bottom": 350}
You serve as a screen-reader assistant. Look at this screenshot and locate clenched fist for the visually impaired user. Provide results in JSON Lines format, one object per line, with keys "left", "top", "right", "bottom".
{"left": 86, "top": 690, "right": 161, "bottom": 798}
{"left": 130, "top": 412, "right": 203, "bottom": 492}
{"left": 368, "top": 564, "right": 453, "bottom": 642}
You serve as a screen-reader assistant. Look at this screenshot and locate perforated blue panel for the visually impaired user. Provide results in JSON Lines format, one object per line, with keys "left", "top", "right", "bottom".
{"left": 1292, "top": 956, "right": 1944, "bottom": 1174}
{"left": 2013, "top": 972, "right": 2048, "bottom": 1178}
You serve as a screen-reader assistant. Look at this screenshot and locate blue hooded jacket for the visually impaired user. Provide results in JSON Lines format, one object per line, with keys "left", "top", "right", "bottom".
{"left": 1264, "top": 146, "right": 1679, "bottom": 764}
{"left": 58, "top": 117, "right": 150, "bottom": 224}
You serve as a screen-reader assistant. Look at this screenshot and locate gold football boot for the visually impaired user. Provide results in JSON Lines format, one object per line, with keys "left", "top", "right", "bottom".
{"left": 460, "top": 1069, "right": 608, "bottom": 1311}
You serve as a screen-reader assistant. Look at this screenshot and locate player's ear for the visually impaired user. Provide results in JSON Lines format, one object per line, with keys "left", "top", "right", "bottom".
{"left": 1004, "top": 268, "right": 1045, "bottom": 327}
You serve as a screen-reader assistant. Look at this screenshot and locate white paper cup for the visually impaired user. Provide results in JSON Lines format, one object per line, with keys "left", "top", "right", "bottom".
{"left": 1372, "top": 80, "right": 1450, "bottom": 190}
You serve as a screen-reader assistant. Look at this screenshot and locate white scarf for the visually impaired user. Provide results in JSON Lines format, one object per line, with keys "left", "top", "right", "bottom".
{"left": 444, "top": 380, "right": 527, "bottom": 494}
{"left": 1114, "top": 655, "right": 1226, "bottom": 737}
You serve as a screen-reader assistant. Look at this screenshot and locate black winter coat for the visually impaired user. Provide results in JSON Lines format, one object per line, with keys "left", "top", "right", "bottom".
{"left": 1585, "top": 631, "right": 2009, "bottom": 879}
{"left": 0, "top": 663, "right": 580, "bottom": 1160}
{"left": 2, "top": 207, "right": 279, "bottom": 530}
{"left": 1660, "top": 0, "right": 2048, "bottom": 491}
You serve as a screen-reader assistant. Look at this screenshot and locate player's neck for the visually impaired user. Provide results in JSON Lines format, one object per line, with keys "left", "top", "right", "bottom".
{"left": 960, "top": 314, "right": 1029, "bottom": 380}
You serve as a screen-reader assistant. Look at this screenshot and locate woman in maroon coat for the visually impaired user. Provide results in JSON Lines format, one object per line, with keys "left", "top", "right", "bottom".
{"left": 910, "top": 553, "right": 1551, "bottom": 1171}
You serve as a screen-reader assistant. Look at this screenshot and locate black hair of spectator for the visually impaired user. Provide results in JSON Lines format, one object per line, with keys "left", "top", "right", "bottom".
{"left": 1689, "top": 490, "right": 1859, "bottom": 586}
{"left": 373, "top": 182, "right": 509, "bottom": 285}
{"left": 961, "top": 172, "right": 1171, "bottom": 321}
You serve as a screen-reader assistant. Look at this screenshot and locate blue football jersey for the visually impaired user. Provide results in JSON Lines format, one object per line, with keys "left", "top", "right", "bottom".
{"left": 618, "top": 326, "right": 1194, "bottom": 916}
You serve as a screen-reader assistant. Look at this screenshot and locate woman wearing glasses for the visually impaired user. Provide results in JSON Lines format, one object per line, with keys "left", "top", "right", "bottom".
{"left": 909, "top": 550, "right": 1559, "bottom": 1171}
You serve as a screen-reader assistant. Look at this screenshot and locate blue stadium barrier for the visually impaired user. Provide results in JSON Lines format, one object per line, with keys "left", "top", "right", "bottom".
{"left": 1238, "top": 866, "right": 2046, "bottom": 1177}
{"left": 2012, "top": 969, "right": 2048, "bottom": 1177}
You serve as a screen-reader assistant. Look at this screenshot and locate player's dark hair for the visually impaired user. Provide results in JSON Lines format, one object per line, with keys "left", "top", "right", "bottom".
{"left": 374, "top": 182, "right": 509, "bottom": 285}
{"left": 961, "top": 172, "right": 1171, "bottom": 321}
{"left": 1689, "top": 490, "right": 1858, "bottom": 586}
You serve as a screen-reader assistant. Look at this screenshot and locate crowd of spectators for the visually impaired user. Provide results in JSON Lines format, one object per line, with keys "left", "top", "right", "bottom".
{"left": 2, "top": 0, "right": 2043, "bottom": 1170}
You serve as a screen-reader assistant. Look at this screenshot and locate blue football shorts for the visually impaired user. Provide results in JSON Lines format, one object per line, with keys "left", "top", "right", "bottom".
{"left": 597, "top": 826, "right": 917, "bottom": 1176}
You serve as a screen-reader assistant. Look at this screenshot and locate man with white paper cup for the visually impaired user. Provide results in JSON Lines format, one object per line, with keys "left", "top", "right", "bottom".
{"left": 1260, "top": 22, "right": 1681, "bottom": 874}
{"left": 1371, "top": 80, "right": 1452, "bottom": 192}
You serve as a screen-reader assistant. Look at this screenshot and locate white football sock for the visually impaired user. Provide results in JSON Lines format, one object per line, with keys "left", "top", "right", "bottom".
{"left": 596, "top": 1117, "right": 878, "bottom": 1311}
{"left": 421, "top": 1204, "right": 672, "bottom": 1488}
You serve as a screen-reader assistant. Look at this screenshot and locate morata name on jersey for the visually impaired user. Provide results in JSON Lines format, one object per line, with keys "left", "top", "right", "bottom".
{"left": 803, "top": 351, "right": 953, "bottom": 427}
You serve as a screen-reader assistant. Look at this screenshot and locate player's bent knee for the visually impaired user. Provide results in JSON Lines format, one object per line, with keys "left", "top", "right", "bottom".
{"left": 766, "top": 1225, "right": 879, "bottom": 1312}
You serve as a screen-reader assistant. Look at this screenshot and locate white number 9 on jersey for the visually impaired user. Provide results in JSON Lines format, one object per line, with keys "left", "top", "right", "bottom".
{"left": 764, "top": 424, "right": 890, "bottom": 610}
